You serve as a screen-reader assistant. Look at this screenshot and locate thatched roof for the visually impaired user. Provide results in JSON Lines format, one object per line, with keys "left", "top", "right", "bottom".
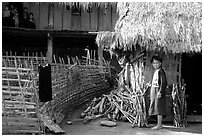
{"left": 96, "top": 2, "right": 202, "bottom": 53}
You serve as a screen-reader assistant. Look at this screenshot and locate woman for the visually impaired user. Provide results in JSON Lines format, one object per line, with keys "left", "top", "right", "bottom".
{"left": 28, "top": 12, "right": 36, "bottom": 29}
{"left": 2, "top": 5, "right": 10, "bottom": 26}
{"left": 149, "top": 54, "right": 167, "bottom": 130}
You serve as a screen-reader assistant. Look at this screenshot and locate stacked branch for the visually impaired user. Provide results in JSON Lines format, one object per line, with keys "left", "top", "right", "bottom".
{"left": 80, "top": 75, "right": 149, "bottom": 128}
{"left": 172, "top": 83, "right": 187, "bottom": 127}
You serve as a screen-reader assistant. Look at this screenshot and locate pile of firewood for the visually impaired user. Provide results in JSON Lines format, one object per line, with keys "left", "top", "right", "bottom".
{"left": 80, "top": 52, "right": 150, "bottom": 128}
{"left": 80, "top": 82, "right": 149, "bottom": 128}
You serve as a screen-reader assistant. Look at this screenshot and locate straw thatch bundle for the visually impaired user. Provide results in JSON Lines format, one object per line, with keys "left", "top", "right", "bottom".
{"left": 96, "top": 2, "right": 202, "bottom": 53}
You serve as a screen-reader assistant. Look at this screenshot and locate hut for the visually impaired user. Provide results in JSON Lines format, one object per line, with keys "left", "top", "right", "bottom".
{"left": 2, "top": 2, "right": 202, "bottom": 134}
{"left": 96, "top": 2, "right": 202, "bottom": 122}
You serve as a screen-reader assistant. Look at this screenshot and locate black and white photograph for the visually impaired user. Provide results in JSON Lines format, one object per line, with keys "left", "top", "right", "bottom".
{"left": 1, "top": 1, "right": 202, "bottom": 135}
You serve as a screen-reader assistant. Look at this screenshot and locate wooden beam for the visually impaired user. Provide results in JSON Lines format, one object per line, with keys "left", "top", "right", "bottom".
{"left": 47, "top": 33, "right": 53, "bottom": 64}
{"left": 48, "top": 3, "right": 54, "bottom": 28}
{"left": 54, "top": 3, "right": 63, "bottom": 30}
{"left": 39, "top": 3, "right": 49, "bottom": 29}
{"left": 40, "top": 114, "right": 65, "bottom": 134}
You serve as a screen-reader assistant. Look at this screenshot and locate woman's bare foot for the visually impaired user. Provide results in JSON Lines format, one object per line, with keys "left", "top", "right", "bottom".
{"left": 151, "top": 125, "right": 163, "bottom": 130}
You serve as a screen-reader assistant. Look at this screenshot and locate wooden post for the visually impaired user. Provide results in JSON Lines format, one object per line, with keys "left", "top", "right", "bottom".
{"left": 47, "top": 33, "right": 53, "bottom": 64}
{"left": 48, "top": 3, "right": 54, "bottom": 28}
{"left": 98, "top": 45, "right": 103, "bottom": 66}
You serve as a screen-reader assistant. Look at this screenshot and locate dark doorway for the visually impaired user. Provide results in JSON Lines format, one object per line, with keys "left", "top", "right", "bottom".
{"left": 53, "top": 35, "right": 98, "bottom": 63}
{"left": 2, "top": 35, "right": 47, "bottom": 56}
{"left": 181, "top": 53, "right": 202, "bottom": 115}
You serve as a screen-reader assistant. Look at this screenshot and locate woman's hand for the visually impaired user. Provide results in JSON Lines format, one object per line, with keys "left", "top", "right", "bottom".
{"left": 157, "top": 92, "right": 161, "bottom": 98}
{"left": 146, "top": 82, "right": 151, "bottom": 87}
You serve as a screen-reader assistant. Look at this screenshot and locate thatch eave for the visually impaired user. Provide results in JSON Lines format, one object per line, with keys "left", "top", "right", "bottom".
{"left": 96, "top": 2, "right": 202, "bottom": 54}
{"left": 96, "top": 30, "right": 202, "bottom": 54}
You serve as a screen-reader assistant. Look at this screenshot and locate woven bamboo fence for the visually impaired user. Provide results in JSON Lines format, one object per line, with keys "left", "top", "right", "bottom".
{"left": 2, "top": 58, "right": 43, "bottom": 134}
{"left": 40, "top": 59, "right": 111, "bottom": 124}
{"left": 2, "top": 51, "right": 111, "bottom": 134}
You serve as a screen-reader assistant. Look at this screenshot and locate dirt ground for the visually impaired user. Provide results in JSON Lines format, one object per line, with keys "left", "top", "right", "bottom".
{"left": 59, "top": 104, "right": 202, "bottom": 135}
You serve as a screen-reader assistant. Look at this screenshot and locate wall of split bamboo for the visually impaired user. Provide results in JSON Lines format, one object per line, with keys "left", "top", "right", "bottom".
{"left": 144, "top": 52, "right": 182, "bottom": 85}
{"left": 127, "top": 50, "right": 181, "bottom": 117}
{"left": 2, "top": 2, "right": 118, "bottom": 31}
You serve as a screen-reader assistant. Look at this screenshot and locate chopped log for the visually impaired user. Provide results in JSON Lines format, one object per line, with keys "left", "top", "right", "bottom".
{"left": 99, "top": 96, "right": 106, "bottom": 114}
{"left": 92, "top": 100, "right": 101, "bottom": 114}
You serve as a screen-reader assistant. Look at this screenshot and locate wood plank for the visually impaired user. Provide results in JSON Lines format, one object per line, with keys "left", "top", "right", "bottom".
{"left": 4, "top": 100, "right": 36, "bottom": 105}
{"left": 29, "top": 2, "right": 40, "bottom": 29}
{"left": 81, "top": 7, "right": 90, "bottom": 31}
{"left": 111, "top": 3, "right": 118, "bottom": 31}
{"left": 2, "top": 71, "right": 30, "bottom": 75}
{"left": 40, "top": 114, "right": 65, "bottom": 134}
{"left": 2, "top": 67, "right": 32, "bottom": 71}
{"left": 4, "top": 105, "right": 36, "bottom": 109}
{"left": 71, "top": 14, "right": 81, "bottom": 30}
{"left": 54, "top": 3, "right": 63, "bottom": 30}
{"left": 98, "top": 6, "right": 104, "bottom": 31}
{"left": 63, "top": 4, "right": 71, "bottom": 30}
{"left": 2, "top": 78, "right": 30, "bottom": 82}
{"left": 4, "top": 111, "right": 36, "bottom": 115}
{"left": 39, "top": 2, "right": 49, "bottom": 29}
{"left": 103, "top": 4, "right": 112, "bottom": 31}
{"left": 90, "top": 6, "right": 98, "bottom": 31}
{"left": 2, "top": 88, "right": 34, "bottom": 95}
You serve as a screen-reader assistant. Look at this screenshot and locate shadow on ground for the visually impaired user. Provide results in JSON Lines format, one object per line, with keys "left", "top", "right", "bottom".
{"left": 59, "top": 104, "right": 202, "bottom": 135}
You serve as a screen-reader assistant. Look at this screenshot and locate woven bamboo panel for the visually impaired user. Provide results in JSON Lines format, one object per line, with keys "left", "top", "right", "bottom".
{"left": 2, "top": 55, "right": 111, "bottom": 126}
{"left": 143, "top": 52, "right": 181, "bottom": 117}
{"left": 2, "top": 66, "right": 43, "bottom": 135}
{"left": 144, "top": 52, "right": 181, "bottom": 85}
{"left": 3, "top": 56, "right": 48, "bottom": 71}
{"left": 41, "top": 64, "right": 111, "bottom": 124}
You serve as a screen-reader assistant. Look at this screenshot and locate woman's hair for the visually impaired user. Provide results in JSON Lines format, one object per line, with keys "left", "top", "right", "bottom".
{"left": 151, "top": 54, "right": 162, "bottom": 63}
{"left": 23, "top": 7, "right": 28, "bottom": 10}
{"left": 30, "top": 12, "right": 34, "bottom": 16}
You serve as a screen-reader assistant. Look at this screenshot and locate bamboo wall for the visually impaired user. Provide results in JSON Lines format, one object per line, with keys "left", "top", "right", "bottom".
{"left": 144, "top": 52, "right": 182, "bottom": 85}
{"left": 129, "top": 51, "right": 181, "bottom": 117}
{"left": 22, "top": 2, "right": 118, "bottom": 31}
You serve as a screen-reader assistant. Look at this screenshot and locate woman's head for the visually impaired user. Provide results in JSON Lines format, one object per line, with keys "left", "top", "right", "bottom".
{"left": 23, "top": 7, "right": 28, "bottom": 12}
{"left": 29, "top": 12, "right": 34, "bottom": 18}
{"left": 5, "top": 5, "right": 9, "bottom": 10}
{"left": 151, "top": 54, "right": 162, "bottom": 69}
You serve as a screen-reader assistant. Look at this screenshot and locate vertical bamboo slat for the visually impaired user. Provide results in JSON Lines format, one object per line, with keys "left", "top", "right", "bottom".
{"left": 2, "top": 57, "right": 43, "bottom": 134}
